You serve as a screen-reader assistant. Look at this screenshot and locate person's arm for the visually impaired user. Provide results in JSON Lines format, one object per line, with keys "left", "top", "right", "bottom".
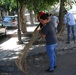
{"left": 64, "top": 16, "right": 67, "bottom": 24}
{"left": 57, "top": 17, "right": 59, "bottom": 24}
{"left": 39, "top": 24, "right": 48, "bottom": 39}
{"left": 39, "top": 31, "right": 46, "bottom": 38}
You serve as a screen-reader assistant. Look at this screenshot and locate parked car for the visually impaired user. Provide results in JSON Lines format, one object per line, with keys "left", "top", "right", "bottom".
{"left": 0, "top": 21, "right": 6, "bottom": 36}
{"left": 3, "top": 16, "right": 17, "bottom": 28}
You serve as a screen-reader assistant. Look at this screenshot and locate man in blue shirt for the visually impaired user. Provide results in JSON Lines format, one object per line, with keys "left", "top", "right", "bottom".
{"left": 64, "top": 10, "right": 76, "bottom": 44}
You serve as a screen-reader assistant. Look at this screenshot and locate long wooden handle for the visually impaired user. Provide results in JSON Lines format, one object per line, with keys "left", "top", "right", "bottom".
{"left": 15, "top": 24, "right": 40, "bottom": 74}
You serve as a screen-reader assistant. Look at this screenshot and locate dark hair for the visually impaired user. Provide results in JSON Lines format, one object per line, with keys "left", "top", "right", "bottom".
{"left": 50, "top": 13, "right": 52, "bottom": 16}
{"left": 63, "top": 10, "right": 67, "bottom": 13}
{"left": 40, "top": 13, "right": 50, "bottom": 20}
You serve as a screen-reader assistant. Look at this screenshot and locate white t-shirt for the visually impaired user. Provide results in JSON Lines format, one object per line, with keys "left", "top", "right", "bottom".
{"left": 51, "top": 16, "right": 59, "bottom": 28}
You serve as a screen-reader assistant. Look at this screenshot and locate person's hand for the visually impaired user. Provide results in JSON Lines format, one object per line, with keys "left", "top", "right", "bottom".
{"left": 39, "top": 30, "right": 41, "bottom": 34}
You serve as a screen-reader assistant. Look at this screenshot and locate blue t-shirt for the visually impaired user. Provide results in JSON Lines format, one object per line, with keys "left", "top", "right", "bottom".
{"left": 41, "top": 21, "right": 57, "bottom": 45}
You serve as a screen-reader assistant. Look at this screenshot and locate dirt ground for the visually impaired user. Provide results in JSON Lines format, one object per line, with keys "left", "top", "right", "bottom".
{"left": 0, "top": 27, "right": 76, "bottom": 75}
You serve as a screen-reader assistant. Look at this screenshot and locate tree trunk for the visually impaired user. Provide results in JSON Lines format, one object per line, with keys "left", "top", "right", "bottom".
{"left": 29, "top": 10, "right": 34, "bottom": 25}
{"left": 20, "top": 5, "right": 27, "bottom": 34}
{"left": 57, "top": 0, "right": 65, "bottom": 34}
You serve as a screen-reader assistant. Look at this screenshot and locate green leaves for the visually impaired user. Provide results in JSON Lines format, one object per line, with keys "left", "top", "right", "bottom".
{"left": 24, "top": 0, "right": 58, "bottom": 14}
{"left": 1, "top": 0, "right": 75, "bottom": 15}
{"left": 0, "top": 0, "right": 17, "bottom": 11}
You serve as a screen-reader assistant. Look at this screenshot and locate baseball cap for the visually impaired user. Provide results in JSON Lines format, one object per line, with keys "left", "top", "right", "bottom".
{"left": 38, "top": 12, "right": 45, "bottom": 17}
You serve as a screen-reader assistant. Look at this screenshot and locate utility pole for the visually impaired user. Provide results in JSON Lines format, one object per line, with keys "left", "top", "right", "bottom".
{"left": 17, "top": 0, "right": 23, "bottom": 44}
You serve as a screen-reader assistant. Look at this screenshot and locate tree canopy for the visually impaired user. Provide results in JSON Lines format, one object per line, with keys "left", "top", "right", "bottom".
{"left": 0, "top": 0, "right": 76, "bottom": 15}
{"left": 18, "top": 0, "right": 59, "bottom": 14}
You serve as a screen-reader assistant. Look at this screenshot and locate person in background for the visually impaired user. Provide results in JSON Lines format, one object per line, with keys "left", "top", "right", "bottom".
{"left": 64, "top": 10, "right": 76, "bottom": 44}
{"left": 39, "top": 13, "right": 58, "bottom": 72}
{"left": 50, "top": 14, "right": 59, "bottom": 33}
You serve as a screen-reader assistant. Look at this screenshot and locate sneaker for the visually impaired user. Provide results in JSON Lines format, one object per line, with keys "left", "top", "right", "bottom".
{"left": 45, "top": 68, "right": 54, "bottom": 73}
{"left": 65, "top": 42, "right": 70, "bottom": 44}
{"left": 54, "top": 66, "right": 57, "bottom": 69}
{"left": 48, "top": 66, "right": 57, "bottom": 69}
